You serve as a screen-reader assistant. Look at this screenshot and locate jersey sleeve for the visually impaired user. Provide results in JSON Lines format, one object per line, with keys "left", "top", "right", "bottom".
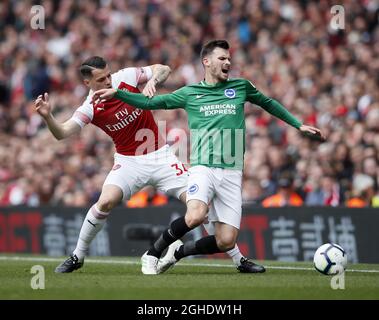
{"left": 70, "top": 95, "right": 93, "bottom": 128}
{"left": 111, "top": 67, "right": 153, "bottom": 88}
{"left": 244, "top": 79, "right": 302, "bottom": 129}
{"left": 114, "top": 86, "right": 187, "bottom": 110}
{"left": 162, "top": 87, "right": 188, "bottom": 109}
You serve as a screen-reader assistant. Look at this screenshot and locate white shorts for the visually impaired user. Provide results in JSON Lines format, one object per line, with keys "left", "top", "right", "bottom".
{"left": 186, "top": 165, "right": 242, "bottom": 229}
{"left": 103, "top": 145, "right": 188, "bottom": 200}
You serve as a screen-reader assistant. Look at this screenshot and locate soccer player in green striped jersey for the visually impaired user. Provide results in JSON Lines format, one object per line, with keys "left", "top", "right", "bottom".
{"left": 93, "top": 40, "right": 325, "bottom": 275}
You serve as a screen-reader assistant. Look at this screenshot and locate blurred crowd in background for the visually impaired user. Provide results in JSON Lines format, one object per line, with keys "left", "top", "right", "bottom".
{"left": 0, "top": 0, "right": 378, "bottom": 208}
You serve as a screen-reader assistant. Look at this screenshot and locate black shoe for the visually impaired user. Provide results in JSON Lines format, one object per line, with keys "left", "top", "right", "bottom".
{"left": 55, "top": 254, "right": 84, "bottom": 273}
{"left": 237, "top": 257, "right": 266, "bottom": 273}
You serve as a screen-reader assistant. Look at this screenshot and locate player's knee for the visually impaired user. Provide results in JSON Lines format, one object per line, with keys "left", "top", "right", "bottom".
{"left": 185, "top": 214, "right": 205, "bottom": 228}
{"left": 97, "top": 197, "right": 118, "bottom": 212}
{"left": 185, "top": 201, "right": 208, "bottom": 228}
{"left": 216, "top": 234, "right": 236, "bottom": 252}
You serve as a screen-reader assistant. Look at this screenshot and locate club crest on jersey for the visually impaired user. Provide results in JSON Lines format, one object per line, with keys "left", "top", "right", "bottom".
{"left": 96, "top": 103, "right": 105, "bottom": 111}
{"left": 224, "top": 88, "right": 236, "bottom": 98}
{"left": 187, "top": 184, "right": 199, "bottom": 195}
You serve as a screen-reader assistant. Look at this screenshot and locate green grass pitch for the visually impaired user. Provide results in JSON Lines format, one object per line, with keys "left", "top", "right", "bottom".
{"left": 0, "top": 255, "right": 378, "bottom": 299}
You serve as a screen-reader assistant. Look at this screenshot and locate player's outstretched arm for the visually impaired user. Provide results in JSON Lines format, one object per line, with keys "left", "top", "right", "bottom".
{"left": 245, "top": 80, "right": 325, "bottom": 140}
{"left": 92, "top": 87, "right": 186, "bottom": 111}
{"left": 256, "top": 97, "right": 325, "bottom": 141}
{"left": 35, "top": 93, "right": 81, "bottom": 140}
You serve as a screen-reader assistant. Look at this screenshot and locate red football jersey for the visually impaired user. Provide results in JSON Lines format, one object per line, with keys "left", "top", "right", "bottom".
{"left": 72, "top": 67, "right": 161, "bottom": 156}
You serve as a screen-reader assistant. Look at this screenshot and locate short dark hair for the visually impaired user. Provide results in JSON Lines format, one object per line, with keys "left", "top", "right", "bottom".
{"left": 79, "top": 56, "right": 107, "bottom": 79}
{"left": 200, "top": 40, "right": 230, "bottom": 60}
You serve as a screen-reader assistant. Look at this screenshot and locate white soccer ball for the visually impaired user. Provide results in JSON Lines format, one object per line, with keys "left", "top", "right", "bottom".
{"left": 313, "top": 243, "right": 347, "bottom": 275}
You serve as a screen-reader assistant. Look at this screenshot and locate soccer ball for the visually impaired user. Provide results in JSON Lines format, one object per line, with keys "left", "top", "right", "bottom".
{"left": 313, "top": 243, "right": 347, "bottom": 275}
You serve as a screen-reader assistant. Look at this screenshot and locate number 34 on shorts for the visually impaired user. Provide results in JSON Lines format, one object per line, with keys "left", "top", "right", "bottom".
{"left": 171, "top": 163, "right": 188, "bottom": 176}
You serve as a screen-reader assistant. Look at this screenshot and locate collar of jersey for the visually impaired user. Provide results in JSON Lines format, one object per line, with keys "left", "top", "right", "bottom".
{"left": 200, "top": 79, "right": 229, "bottom": 87}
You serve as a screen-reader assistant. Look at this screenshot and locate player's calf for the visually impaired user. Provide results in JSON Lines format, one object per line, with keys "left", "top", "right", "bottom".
{"left": 146, "top": 201, "right": 207, "bottom": 259}
{"left": 146, "top": 216, "right": 192, "bottom": 258}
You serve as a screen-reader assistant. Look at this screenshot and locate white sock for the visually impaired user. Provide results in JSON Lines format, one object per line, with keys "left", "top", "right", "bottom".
{"left": 226, "top": 245, "right": 244, "bottom": 266}
{"left": 73, "top": 204, "right": 108, "bottom": 261}
{"left": 202, "top": 221, "right": 244, "bottom": 266}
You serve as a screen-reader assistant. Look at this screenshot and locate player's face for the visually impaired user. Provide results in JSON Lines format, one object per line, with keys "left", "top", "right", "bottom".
{"left": 204, "top": 47, "right": 231, "bottom": 81}
{"left": 87, "top": 66, "right": 112, "bottom": 91}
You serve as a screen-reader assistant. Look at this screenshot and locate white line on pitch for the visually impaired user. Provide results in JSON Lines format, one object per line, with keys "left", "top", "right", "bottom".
{"left": 0, "top": 256, "right": 378, "bottom": 273}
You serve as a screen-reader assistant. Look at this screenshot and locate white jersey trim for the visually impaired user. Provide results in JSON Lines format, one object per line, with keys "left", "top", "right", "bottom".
{"left": 70, "top": 66, "right": 153, "bottom": 128}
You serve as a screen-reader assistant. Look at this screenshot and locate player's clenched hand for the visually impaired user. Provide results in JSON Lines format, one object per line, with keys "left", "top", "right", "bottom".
{"left": 142, "top": 79, "right": 157, "bottom": 98}
{"left": 91, "top": 88, "right": 117, "bottom": 104}
{"left": 35, "top": 93, "right": 51, "bottom": 119}
{"left": 299, "top": 125, "right": 326, "bottom": 142}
